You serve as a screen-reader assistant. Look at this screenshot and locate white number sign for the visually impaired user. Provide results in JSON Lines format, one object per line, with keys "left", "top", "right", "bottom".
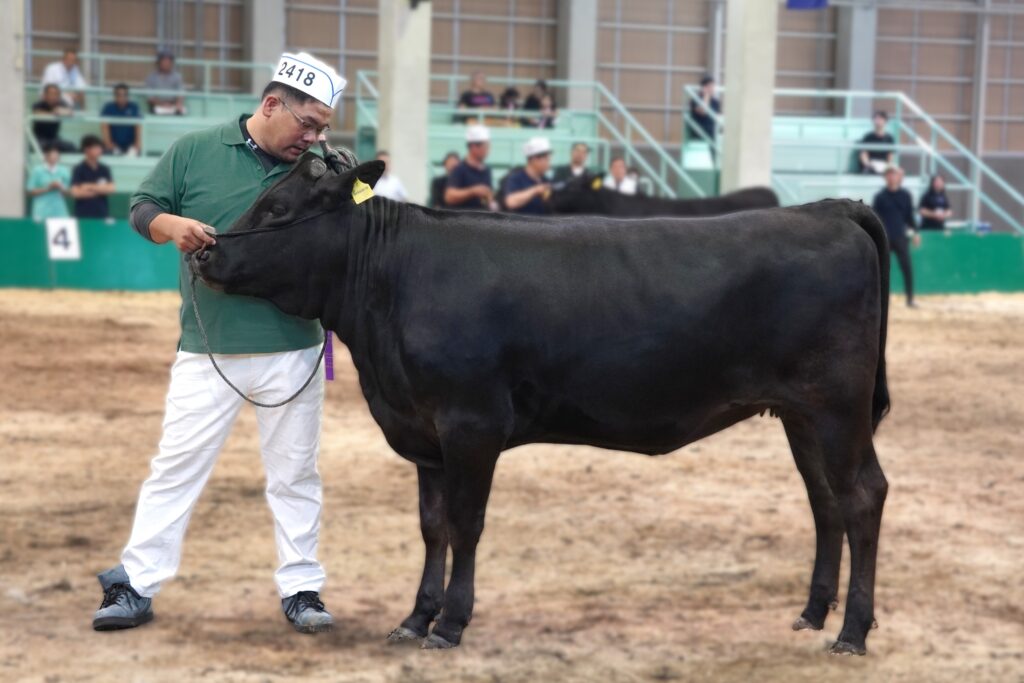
{"left": 45, "top": 217, "right": 82, "bottom": 261}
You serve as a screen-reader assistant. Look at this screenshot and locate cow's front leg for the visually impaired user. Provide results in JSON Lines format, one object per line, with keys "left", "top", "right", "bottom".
{"left": 422, "top": 427, "right": 501, "bottom": 649}
{"left": 388, "top": 465, "right": 448, "bottom": 643}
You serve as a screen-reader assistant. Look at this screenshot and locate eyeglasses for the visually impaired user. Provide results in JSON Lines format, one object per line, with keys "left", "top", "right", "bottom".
{"left": 280, "top": 98, "right": 330, "bottom": 136}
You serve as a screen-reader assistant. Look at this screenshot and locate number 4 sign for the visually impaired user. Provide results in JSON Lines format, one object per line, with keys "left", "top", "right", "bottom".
{"left": 46, "top": 217, "right": 82, "bottom": 261}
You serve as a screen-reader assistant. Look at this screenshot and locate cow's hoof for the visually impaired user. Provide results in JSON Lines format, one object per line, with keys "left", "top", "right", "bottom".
{"left": 386, "top": 626, "right": 423, "bottom": 644}
{"left": 421, "top": 633, "right": 458, "bottom": 650}
{"left": 829, "top": 640, "right": 867, "bottom": 656}
{"left": 792, "top": 616, "right": 823, "bottom": 631}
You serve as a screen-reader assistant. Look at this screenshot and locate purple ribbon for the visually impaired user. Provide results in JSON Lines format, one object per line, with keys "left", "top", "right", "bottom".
{"left": 324, "top": 330, "right": 334, "bottom": 381}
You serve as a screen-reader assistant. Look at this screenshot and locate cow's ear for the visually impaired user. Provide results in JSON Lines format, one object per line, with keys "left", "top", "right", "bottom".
{"left": 323, "top": 160, "right": 386, "bottom": 205}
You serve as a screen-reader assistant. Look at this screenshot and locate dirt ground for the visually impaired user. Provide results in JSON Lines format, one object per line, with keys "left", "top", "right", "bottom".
{"left": 0, "top": 289, "right": 1021, "bottom": 683}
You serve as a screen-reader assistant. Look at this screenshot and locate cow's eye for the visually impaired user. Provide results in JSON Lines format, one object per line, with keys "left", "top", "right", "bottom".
{"left": 269, "top": 203, "right": 287, "bottom": 217}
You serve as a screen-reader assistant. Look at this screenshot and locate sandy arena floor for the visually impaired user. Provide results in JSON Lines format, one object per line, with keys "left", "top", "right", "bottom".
{"left": 0, "top": 289, "right": 1021, "bottom": 682}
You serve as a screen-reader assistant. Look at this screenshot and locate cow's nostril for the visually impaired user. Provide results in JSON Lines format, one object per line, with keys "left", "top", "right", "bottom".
{"left": 198, "top": 251, "right": 211, "bottom": 263}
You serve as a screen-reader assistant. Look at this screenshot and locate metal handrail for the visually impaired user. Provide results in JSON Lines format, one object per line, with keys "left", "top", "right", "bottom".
{"left": 28, "top": 49, "right": 274, "bottom": 93}
{"left": 681, "top": 85, "right": 1023, "bottom": 233}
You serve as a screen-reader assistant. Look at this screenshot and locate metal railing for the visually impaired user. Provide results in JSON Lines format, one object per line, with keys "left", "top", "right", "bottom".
{"left": 356, "top": 71, "right": 706, "bottom": 198}
{"left": 681, "top": 85, "right": 1024, "bottom": 234}
{"left": 28, "top": 49, "right": 274, "bottom": 93}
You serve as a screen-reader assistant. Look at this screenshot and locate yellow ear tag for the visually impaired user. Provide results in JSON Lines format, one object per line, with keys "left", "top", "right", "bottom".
{"left": 352, "top": 179, "right": 375, "bottom": 205}
{"left": 591, "top": 177, "right": 603, "bottom": 190}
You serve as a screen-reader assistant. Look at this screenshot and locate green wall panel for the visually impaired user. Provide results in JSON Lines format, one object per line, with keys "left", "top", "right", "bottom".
{"left": 1, "top": 219, "right": 1021, "bottom": 294}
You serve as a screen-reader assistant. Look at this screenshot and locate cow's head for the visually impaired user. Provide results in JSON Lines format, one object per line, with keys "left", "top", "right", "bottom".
{"left": 192, "top": 157, "right": 385, "bottom": 322}
{"left": 229, "top": 153, "right": 385, "bottom": 234}
{"left": 547, "top": 172, "right": 610, "bottom": 215}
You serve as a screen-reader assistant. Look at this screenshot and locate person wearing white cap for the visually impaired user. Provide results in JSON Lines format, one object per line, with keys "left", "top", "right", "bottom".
{"left": 445, "top": 124, "right": 497, "bottom": 211}
{"left": 93, "top": 51, "right": 351, "bottom": 636}
{"left": 503, "top": 137, "right": 553, "bottom": 215}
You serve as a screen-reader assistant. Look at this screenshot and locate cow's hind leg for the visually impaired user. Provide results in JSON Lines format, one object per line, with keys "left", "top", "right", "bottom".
{"left": 812, "top": 411, "right": 888, "bottom": 656}
{"left": 422, "top": 425, "right": 502, "bottom": 649}
{"left": 783, "top": 415, "right": 844, "bottom": 631}
{"left": 388, "top": 465, "right": 448, "bottom": 644}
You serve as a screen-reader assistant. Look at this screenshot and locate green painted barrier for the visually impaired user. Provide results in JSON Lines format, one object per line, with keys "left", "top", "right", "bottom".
{"left": 1, "top": 219, "right": 1021, "bottom": 294}
{"left": 0, "top": 219, "right": 180, "bottom": 291}
{"left": 891, "top": 231, "right": 1024, "bottom": 295}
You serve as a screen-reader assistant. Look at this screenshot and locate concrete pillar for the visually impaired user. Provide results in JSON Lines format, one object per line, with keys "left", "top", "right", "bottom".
{"left": 79, "top": 0, "right": 94, "bottom": 81}
{"left": 969, "top": 0, "right": 991, "bottom": 228}
{"left": 244, "top": 0, "right": 286, "bottom": 94}
{"left": 834, "top": 4, "right": 877, "bottom": 118}
{"left": 2, "top": 0, "right": 27, "bottom": 217}
{"left": 555, "top": 0, "right": 597, "bottom": 111}
{"left": 706, "top": 0, "right": 724, "bottom": 85}
{"left": 720, "top": 0, "right": 778, "bottom": 193}
{"left": 377, "top": 0, "right": 431, "bottom": 205}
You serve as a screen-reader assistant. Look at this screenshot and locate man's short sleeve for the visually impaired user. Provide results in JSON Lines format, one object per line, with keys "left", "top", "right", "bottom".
{"left": 100, "top": 164, "right": 113, "bottom": 183}
{"left": 504, "top": 170, "right": 532, "bottom": 194}
{"left": 100, "top": 102, "right": 115, "bottom": 116}
{"left": 448, "top": 164, "right": 468, "bottom": 189}
{"left": 26, "top": 167, "right": 45, "bottom": 191}
{"left": 131, "top": 138, "right": 190, "bottom": 215}
{"left": 70, "top": 164, "right": 85, "bottom": 186}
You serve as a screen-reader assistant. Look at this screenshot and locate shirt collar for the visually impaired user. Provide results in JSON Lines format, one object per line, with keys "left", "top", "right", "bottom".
{"left": 220, "top": 115, "right": 249, "bottom": 146}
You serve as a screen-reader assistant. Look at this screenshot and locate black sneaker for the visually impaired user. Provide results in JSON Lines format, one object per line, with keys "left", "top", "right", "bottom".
{"left": 282, "top": 591, "right": 333, "bottom": 633}
{"left": 92, "top": 565, "right": 154, "bottom": 631}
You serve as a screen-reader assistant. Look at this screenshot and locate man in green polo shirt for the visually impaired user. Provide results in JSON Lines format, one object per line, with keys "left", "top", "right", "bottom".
{"left": 93, "top": 52, "right": 348, "bottom": 635}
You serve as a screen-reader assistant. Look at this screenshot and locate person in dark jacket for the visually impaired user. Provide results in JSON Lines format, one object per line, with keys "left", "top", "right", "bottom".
{"left": 918, "top": 174, "right": 952, "bottom": 230}
{"left": 430, "top": 152, "right": 460, "bottom": 209}
{"left": 872, "top": 166, "right": 920, "bottom": 307}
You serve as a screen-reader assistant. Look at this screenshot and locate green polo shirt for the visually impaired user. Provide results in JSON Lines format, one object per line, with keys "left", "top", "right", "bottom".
{"left": 131, "top": 116, "right": 322, "bottom": 354}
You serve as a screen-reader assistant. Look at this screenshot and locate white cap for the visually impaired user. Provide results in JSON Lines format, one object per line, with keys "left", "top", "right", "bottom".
{"left": 523, "top": 137, "right": 552, "bottom": 158}
{"left": 466, "top": 124, "right": 491, "bottom": 143}
{"left": 272, "top": 52, "right": 346, "bottom": 109}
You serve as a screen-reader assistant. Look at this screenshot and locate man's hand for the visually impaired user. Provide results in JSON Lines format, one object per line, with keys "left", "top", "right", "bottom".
{"left": 474, "top": 184, "right": 494, "bottom": 201}
{"left": 150, "top": 214, "right": 217, "bottom": 253}
{"left": 535, "top": 183, "right": 552, "bottom": 199}
{"left": 912, "top": 232, "right": 922, "bottom": 248}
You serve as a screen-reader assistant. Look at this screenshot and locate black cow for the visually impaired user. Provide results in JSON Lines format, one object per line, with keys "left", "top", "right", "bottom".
{"left": 549, "top": 173, "right": 780, "bottom": 217}
{"left": 194, "top": 154, "right": 890, "bottom": 656}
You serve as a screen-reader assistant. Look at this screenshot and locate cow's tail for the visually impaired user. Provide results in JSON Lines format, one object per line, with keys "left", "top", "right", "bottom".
{"left": 848, "top": 200, "right": 891, "bottom": 432}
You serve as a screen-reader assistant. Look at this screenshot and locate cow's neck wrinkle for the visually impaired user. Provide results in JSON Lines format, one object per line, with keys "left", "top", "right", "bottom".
{"left": 327, "top": 196, "right": 406, "bottom": 348}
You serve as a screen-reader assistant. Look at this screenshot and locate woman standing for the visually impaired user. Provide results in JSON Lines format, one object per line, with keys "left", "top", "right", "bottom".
{"left": 919, "top": 174, "right": 953, "bottom": 230}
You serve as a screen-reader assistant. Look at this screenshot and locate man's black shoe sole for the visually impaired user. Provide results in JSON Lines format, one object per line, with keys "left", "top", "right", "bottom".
{"left": 93, "top": 611, "right": 154, "bottom": 631}
{"left": 290, "top": 620, "right": 333, "bottom": 634}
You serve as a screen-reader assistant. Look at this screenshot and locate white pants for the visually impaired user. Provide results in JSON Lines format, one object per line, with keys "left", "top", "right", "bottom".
{"left": 121, "top": 347, "right": 325, "bottom": 599}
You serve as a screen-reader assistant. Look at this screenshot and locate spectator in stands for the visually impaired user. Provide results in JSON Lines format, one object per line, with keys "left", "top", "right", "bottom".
{"left": 504, "top": 137, "right": 553, "bottom": 215}
{"left": 430, "top": 151, "right": 460, "bottom": 209}
{"left": 445, "top": 125, "right": 496, "bottom": 211}
{"left": 859, "top": 111, "right": 895, "bottom": 174}
{"left": 458, "top": 71, "right": 496, "bottom": 110}
{"left": 522, "top": 80, "right": 549, "bottom": 111}
{"left": 552, "top": 142, "right": 590, "bottom": 183}
{"left": 499, "top": 87, "right": 521, "bottom": 111}
{"left": 32, "top": 84, "right": 76, "bottom": 152}
{"left": 71, "top": 135, "right": 116, "bottom": 219}
{"left": 101, "top": 83, "right": 142, "bottom": 156}
{"left": 604, "top": 156, "right": 637, "bottom": 195}
{"left": 872, "top": 166, "right": 920, "bottom": 307}
{"left": 524, "top": 93, "right": 557, "bottom": 129}
{"left": 372, "top": 150, "right": 408, "bottom": 202}
{"left": 26, "top": 142, "right": 71, "bottom": 222}
{"left": 918, "top": 173, "right": 952, "bottom": 230}
{"left": 41, "top": 47, "right": 87, "bottom": 109}
{"left": 145, "top": 50, "right": 186, "bottom": 115}
{"left": 687, "top": 75, "right": 720, "bottom": 144}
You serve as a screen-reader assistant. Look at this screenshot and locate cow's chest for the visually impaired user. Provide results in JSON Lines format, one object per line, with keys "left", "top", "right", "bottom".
{"left": 348, "top": 339, "right": 443, "bottom": 467}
